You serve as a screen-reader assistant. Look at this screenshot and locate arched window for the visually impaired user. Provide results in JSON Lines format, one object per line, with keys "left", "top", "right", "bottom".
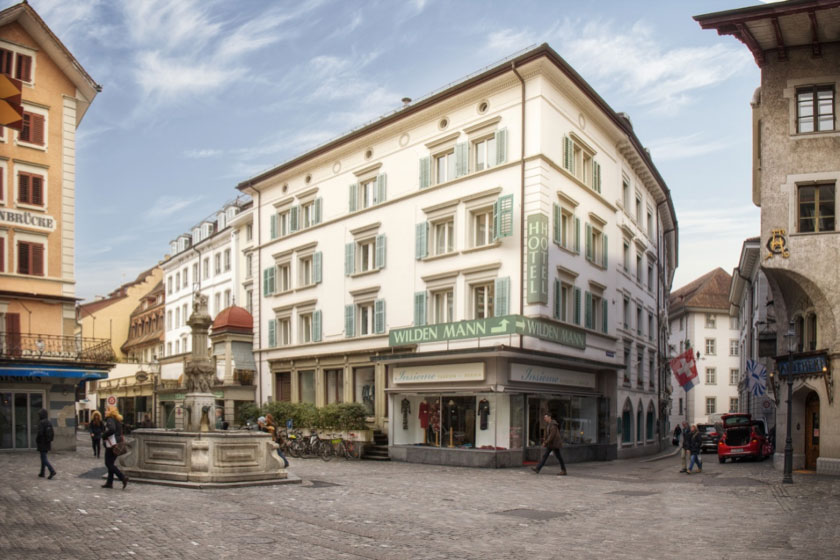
{"left": 622, "top": 400, "right": 633, "bottom": 444}
{"left": 646, "top": 402, "right": 655, "bottom": 441}
{"left": 636, "top": 402, "right": 643, "bottom": 443}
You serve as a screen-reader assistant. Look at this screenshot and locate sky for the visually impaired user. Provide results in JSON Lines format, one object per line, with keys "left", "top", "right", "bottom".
{"left": 9, "top": 0, "right": 771, "bottom": 301}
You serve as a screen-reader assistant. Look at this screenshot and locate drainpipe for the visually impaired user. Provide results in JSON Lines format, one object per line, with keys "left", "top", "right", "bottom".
{"left": 736, "top": 268, "right": 752, "bottom": 416}
{"left": 656, "top": 198, "right": 673, "bottom": 447}
{"left": 511, "top": 62, "right": 526, "bottom": 348}
{"left": 255, "top": 188, "right": 262, "bottom": 406}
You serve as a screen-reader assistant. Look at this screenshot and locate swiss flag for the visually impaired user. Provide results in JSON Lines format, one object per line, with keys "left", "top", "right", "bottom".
{"left": 670, "top": 349, "right": 699, "bottom": 391}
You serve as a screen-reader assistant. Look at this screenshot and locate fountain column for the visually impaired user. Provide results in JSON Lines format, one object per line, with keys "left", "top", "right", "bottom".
{"left": 182, "top": 294, "right": 217, "bottom": 432}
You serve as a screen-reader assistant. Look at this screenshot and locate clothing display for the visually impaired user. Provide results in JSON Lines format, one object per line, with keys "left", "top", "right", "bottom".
{"left": 447, "top": 400, "right": 457, "bottom": 427}
{"left": 401, "top": 398, "right": 411, "bottom": 430}
{"left": 478, "top": 399, "right": 490, "bottom": 430}
{"left": 429, "top": 402, "right": 441, "bottom": 433}
{"left": 418, "top": 401, "right": 430, "bottom": 429}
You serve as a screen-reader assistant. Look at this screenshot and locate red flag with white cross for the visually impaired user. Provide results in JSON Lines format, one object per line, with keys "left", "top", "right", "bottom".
{"left": 670, "top": 349, "right": 698, "bottom": 391}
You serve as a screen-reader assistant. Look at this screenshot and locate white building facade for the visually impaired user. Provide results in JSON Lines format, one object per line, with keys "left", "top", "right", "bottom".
{"left": 238, "top": 45, "right": 677, "bottom": 466}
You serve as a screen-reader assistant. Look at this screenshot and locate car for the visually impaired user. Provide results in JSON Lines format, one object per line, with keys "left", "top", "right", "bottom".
{"left": 696, "top": 423, "right": 721, "bottom": 454}
{"left": 716, "top": 413, "right": 773, "bottom": 463}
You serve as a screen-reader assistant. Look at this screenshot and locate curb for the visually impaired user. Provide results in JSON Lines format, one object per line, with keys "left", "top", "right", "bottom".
{"left": 642, "top": 446, "right": 681, "bottom": 462}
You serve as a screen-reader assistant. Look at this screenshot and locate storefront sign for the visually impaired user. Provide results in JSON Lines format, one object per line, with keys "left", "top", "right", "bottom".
{"left": 510, "top": 363, "right": 596, "bottom": 389}
{"left": 393, "top": 363, "right": 485, "bottom": 384}
{"left": 526, "top": 213, "right": 549, "bottom": 304}
{"left": 778, "top": 353, "right": 829, "bottom": 377}
{"left": 0, "top": 208, "right": 56, "bottom": 232}
{"left": 389, "top": 314, "right": 585, "bottom": 349}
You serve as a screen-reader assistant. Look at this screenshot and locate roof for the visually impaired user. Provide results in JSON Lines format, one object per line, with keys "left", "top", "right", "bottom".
{"left": 0, "top": 1, "right": 101, "bottom": 124}
{"left": 78, "top": 266, "right": 160, "bottom": 314}
{"left": 695, "top": 0, "right": 840, "bottom": 67}
{"left": 211, "top": 305, "right": 253, "bottom": 335}
{"left": 128, "top": 280, "right": 165, "bottom": 319}
{"left": 234, "top": 43, "right": 677, "bottom": 265}
{"left": 669, "top": 268, "right": 733, "bottom": 315}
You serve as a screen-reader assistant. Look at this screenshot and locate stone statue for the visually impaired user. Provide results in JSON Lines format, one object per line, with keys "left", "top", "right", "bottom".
{"left": 182, "top": 294, "right": 215, "bottom": 395}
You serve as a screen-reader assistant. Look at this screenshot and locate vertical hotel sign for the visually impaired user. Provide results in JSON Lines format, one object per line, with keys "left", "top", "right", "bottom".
{"left": 526, "top": 213, "right": 548, "bottom": 304}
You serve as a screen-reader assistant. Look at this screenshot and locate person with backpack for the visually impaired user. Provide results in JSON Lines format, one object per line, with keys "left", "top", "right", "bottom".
{"left": 36, "top": 408, "right": 57, "bottom": 479}
{"left": 102, "top": 406, "right": 128, "bottom": 489}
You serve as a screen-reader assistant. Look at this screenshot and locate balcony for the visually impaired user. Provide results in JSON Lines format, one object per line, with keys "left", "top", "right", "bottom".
{"left": 0, "top": 333, "right": 116, "bottom": 364}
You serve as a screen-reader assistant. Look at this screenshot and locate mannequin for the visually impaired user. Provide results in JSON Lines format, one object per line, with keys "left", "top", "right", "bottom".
{"left": 401, "top": 398, "right": 411, "bottom": 430}
{"left": 447, "top": 399, "right": 456, "bottom": 448}
{"left": 478, "top": 398, "right": 490, "bottom": 430}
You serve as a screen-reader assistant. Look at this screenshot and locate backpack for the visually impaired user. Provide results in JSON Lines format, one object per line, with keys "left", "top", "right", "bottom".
{"left": 45, "top": 422, "right": 54, "bottom": 442}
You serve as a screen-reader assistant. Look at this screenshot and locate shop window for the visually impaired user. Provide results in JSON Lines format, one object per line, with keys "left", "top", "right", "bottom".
{"left": 354, "top": 367, "right": 375, "bottom": 416}
{"left": 528, "top": 396, "right": 602, "bottom": 448}
{"left": 275, "top": 372, "right": 292, "bottom": 402}
{"left": 325, "top": 369, "right": 343, "bottom": 404}
{"left": 636, "top": 406, "right": 643, "bottom": 443}
{"left": 646, "top": 405, "right": 654, "bottom": 441}
{"left": 621, "top": 400, "right": 633, "bottom": 444}
{"left": 298, "top": 370, "right": 315, "bottom": 404}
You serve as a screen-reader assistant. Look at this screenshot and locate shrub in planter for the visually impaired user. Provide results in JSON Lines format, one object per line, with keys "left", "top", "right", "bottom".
{"left": 236, "top": 403, "right": 261, "bottom": 427}
{"left": 263, "top": 401, "right": 297, "bottom": 427}
{"left": 337, "top": 403, "right": 369, "bottom": 430}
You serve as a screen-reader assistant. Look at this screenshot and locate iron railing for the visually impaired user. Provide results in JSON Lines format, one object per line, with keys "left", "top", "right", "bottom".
{"left": 0, "top": 333, "right": 116, "bottom": 363}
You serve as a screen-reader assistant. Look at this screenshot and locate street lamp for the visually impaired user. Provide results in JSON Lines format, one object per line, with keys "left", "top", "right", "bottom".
{"left": 783, "top": 321, "right": 796, "bottom": 484}
{"left": 150, "top": 355, "right": 160, "bottom": 428}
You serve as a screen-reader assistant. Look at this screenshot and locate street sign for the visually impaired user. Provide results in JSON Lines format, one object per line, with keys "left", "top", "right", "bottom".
{"left": 107, "top": 395, "right": 116, "bottom": 406}
{"left": 0, "top": 74, "right": 23, "bottom": 131}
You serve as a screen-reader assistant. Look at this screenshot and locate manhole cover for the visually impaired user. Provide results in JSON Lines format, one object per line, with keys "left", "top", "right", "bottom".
{"left": 492, "top": 509, "right": 568, "bottom": 521}
{"left": 236, "top": 536, "right": 275, "bottom": 545}
{"left": 703, "top": 477, "right": 765, "bottom": 487}
{"left": 306, "top": 479, "right": 340, "bottom": 488}
{"left": 605, "top": 490, "right": 659, "bottom": 497}
{"left": 78, "top": 467, "right": 108, "bottom": 479}
{"left": 214, "top": 512, "right": 259, "bottom": 521}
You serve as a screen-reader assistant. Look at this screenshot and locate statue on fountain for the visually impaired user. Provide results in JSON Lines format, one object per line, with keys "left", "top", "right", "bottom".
{"left": 182, "top": 294, "right": 216, "bottom": 394}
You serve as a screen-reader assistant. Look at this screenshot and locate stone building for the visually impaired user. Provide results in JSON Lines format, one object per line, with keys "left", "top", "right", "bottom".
{"left": 668, "top": 268, "right": 741, "bottom": 428}
{"left": 237, "top": 44, "right": 678, "bottom": 466}
{"left": 0, "top": 2, "right": 111, "bottom": 451}
{"left": 697, "top": 0, "right": 840, "bottom": 474}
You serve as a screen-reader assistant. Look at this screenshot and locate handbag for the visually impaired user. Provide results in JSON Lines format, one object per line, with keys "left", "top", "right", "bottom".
{"left": 111, "top": 436, "right": 128, "bottom": 456}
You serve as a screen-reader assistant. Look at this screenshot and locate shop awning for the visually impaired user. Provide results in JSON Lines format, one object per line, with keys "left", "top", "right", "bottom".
{"left": 0, "top": 364, "right": 110, "bottom": 380}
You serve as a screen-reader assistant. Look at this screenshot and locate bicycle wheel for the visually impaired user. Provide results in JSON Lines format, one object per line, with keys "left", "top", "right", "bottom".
{"left": 346, "top": 440, "right": 360, "bottom": 460}
{"left": 335, "top": 441, "right": 349, "bottom": 460}
{"left": 288, "top": 439, "right": 303, "bottom": 458}
{"left": 318, "top": 440, "right": 333, "bottom": 462}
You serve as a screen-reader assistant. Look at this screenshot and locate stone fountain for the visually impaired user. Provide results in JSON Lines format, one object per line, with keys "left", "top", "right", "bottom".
{"left": 118, "top": 295, "right": 291, "bottom": 487}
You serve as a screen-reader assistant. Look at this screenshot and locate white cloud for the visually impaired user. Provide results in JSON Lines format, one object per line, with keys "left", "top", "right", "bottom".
{"left": 485, "top": 28, "right": 539, "bottom": 56}
{"left": 646, "top": 133, "right": 732, "bottom": 161}
{"left": 144, "top": 195, "right": 201, "bottom": 220}
{"left": 677, "top": 205, "right": 759, "bottom": 239}
{"left": 184, "top": 148, "right": 223, "bottom": 159}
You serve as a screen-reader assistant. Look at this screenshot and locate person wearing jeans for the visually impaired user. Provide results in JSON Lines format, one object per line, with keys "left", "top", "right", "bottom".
{"left": 36, "top": 409, "right": 56, "bottom": 479}
{"left": 102, "top": 406, "right": 128, "bottom": 489}
{"left": 686, "top": 424, "right": 703, "bottom": 474}
{"left": 532, "top": 413, "right": 567, "bottom": 476}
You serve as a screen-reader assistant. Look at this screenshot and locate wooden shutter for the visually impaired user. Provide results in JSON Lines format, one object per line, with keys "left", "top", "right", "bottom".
{"left": 267, "top": 319, "right": 276, "bottom": 347}
{"left": 495, "top": 128, "right": 508, "bottom": 165}
{"left": 574, "top": 217, "right": 581, "bottom": 253}
{"left": 313, "top": 251, "right": 322, "bottom": 284}
{"left": 349, "top": 183, "right": 358, "bottom": 212}
{"left": 344, "top": 243, "right": 354, "bottom": 276}
{"left": 593, "top": 161, "right": 601, "bottom": 193}
{"left": 455, "top": 142, "right": 468, "bottom": 178}
{"left": 31, "top": 175, "right": 43, "bottom": 205}
{"left": 602, "top": 234, "right": 609, "bottom": 268}
{"left": 584, "top": 291, "right": 593, "bottom": 329}
{"left": 563, "top": 136, "right": 572, "bottom": 171}
{"left": 553, "top": 203, "right": 561, "bottom": 245}
{"left": 15, "top": 53, "right": 31, "bottom": 82}
{"left": 30, "top": 114, "right": 44, "bottom": 145}
{"left": 414, "top": 291, "right": 427, "bottom": 326}
{"left": 585, "top": 223, "right": 593, "bottom": 261}
{"left": 270, "top": 214, "right": 277, "bottom": 239}
{"left": 376, "top": 174, "right": 387, "bottom": 204}
{"left": 0, "top": 235, "right": 3, "bottom": 272}
{"left": 574, "top": 287, "right": 581, "bottom": 325}
{"left": 20, "top": 112, "right": 31, "bottom": 143}
{"left": 290, "top": 205, "right": 299, "bottom": 231}
{"left": 553, "top": 279, "right": 560, "bottom": 319}
{"left": 263, "top": 267, "right": 275, "bottom": 296}
{"left": 494, "top": 276, "right": 510, "bottom": 317}
{"left": 0, "top": 49, "right": 12, "bottom": 75}
{"left": 419, "top": 157, "right": 431, "bottom": 189}
{"left": 313, "top": 197, "right": 322, "bottom": 224}
{"left": 375, "top": 234, "right": 386, "bottom": 269}
{"left": 18, "top": 173, "right": 29, "bottom": 204}
{"left": 493, "top": 194, "right": 514, "bottom": 239}
{"left": 344, "top": 305, "right": 355, "bottom": 338}
{"left": 374, "top": 299, "right": 386, "bottom": 334}
{"left": 17, "top": 241, "right": 29, "bottom": 274}
{"left": 602, "top": 299, "right": 609, "bottom": 334}
{"left": 415, "top": 222, "right": 428, "bottom": 259}
{"left": 31, "top": 243, "right": 43, "bottom": 276}
{"left": 313, "top": 310, "right": 322, "bottom": 342}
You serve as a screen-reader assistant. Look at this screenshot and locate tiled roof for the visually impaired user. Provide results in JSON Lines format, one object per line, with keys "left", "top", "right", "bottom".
{"left": 669, "top": 267, "right": 732, "bottom": 313}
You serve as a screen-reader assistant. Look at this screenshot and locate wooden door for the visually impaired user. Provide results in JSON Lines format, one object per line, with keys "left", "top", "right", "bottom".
{"left": 805, "top": 392, "right": 820, "bottom": 470}
{"left": 276, "top": 372, "right": 291, "bottom": 402}
{"left": 5, "top": 313, "right": 21, "bottom": 357}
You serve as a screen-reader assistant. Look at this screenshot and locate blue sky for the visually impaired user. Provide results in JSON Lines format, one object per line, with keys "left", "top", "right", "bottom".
{"left": 14, "top": 0, "right": 767, "bottom": 300}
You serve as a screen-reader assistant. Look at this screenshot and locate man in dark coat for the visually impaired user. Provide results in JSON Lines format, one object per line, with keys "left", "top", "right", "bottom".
{"left": 686, "top": 424, "right": 703, "bottom": 474}
{"left": 531, "top": 413, "right": 567, "bottom": 476}
{"left": 679, "top": 421, "right": 691, "bottom": 473}
{"left": 36, "top": 408, "right": 56, "bottom": 479}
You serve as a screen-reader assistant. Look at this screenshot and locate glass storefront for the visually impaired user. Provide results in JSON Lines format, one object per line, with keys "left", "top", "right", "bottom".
{"left": 299, "top": 370, "right": 315, "bottom": 404}
{"left": 325, "top": 369, "right": 343, "bottom": 404}
{"left": 1, "top": 391, "right": 45, "bottom": 449}
{"left": 527, "top": 395, "right": 606, "bottom": 447}
{"left": 355, "top": 367, "right": 375, "bottom": 416}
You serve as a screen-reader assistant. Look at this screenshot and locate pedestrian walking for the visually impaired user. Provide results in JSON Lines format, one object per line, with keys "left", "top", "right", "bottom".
{"left": 686, "top": 424, "right": 703, "bottom": 474}
{"left": 679, "top": 421, "right": 691, "bottom": 473}
{"left": 102, "top": 406, "right": 128, "bottom": 489}
{"left": 89, "top": 410, "right": 104, "bottom": 458}
{"left": 36, "top": 408, "right": 57, "bottom": 479}
{"left": 531, "top": 413, "right": 567, "bottom": 476}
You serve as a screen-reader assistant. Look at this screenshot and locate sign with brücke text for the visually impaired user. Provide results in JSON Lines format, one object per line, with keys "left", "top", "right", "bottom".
{"left": 0, "top": 208, "right": 55, "bottom": 232}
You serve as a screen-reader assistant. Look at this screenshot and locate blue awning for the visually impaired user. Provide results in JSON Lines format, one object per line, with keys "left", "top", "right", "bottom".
{"left": 0, "top": 364, "right": 110, "bottom": 381}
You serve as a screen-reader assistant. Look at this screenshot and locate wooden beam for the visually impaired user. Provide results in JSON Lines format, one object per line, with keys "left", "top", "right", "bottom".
{"left": 808, "top": 10, "right": 822, "bottom": 57}
{"left": 736, "top": 23, "right": 765, "bottom": 67}
{"left": 771, "top": 17, "right": 787, "bottom": 61}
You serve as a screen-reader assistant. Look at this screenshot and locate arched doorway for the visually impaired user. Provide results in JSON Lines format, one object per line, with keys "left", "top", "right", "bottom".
{"left": 804, "top": 391, "right": 820, "bottom": 470}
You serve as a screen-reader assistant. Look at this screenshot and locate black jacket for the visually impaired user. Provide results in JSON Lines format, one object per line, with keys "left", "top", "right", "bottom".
{"left": 681, "top": 426, "right": 692, "bottom": 450}
{"left": 89, "top": 421, "right": 104, "bottom": 439}
{"left": 103, "top": 417, "right": 122, "bottom": 447}
{"left": 36, "top": 410, "right": 52, "bottom": 452}
{"left": 688, "top": 430, "right": 703, "bottom": 454}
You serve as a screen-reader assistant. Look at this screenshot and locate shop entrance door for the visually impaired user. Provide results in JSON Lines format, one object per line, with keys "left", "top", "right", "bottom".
{"left": 804, "top": 392, "right": 820, "bottom": 470}
{"left": 0, "top": 391, "right": 45, "bottom": 449}
{"left": 276, "top": 372, "right": 291, "bottom": 402}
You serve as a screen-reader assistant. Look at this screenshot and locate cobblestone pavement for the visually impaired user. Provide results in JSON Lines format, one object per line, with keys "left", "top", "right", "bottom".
{"left": 2, "top": 434, "right": 839, "bottom": 559}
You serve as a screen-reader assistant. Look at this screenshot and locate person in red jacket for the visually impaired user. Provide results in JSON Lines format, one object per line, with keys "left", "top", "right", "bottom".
{"left": 531, "top": 413, "right": 567, "bottom": 476}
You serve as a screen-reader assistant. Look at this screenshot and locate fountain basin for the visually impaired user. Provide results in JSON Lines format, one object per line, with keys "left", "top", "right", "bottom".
{"left": 119, "top": 429, "right": 297, "bottom": 488}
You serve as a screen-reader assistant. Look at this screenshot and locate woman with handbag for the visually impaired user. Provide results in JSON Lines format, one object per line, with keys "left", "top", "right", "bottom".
{"left": 102, "top": 406, "right": 129, "bottom": 489}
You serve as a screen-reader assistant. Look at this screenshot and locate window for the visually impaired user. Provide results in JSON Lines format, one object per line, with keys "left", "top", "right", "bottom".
{"left": 635, "top": 195, "right": 642, "bottom": 224}
{"left": 432, "top": 289, "right": 454, "bottom": 324}
{"left": 299, "top": 370, "right": 316, "bottom": 404}
{"left": 277, "top": 210, "right": 290, "bottom": 237}
{"left": 622, "top": 240, "right": 630, "bottom": 272}
{"left": 679, "top": 317, "right": 684, "bottom": 332}
{"left": 706, "top": 397, "right": 716, "bottom": 415}
{"left": 796, "top": 85, "right": 834, "bottom": 133}
{"left": 246, "top": 223, "right": 253, "bottom": 241}
{"left": 192, "top": 263, "right": 198, "bottom": 285}
{"left": 563, "top": 135, "right": 600, "bottom": 192}
{"left": 705, "top": 367, "right": 717, "bottom": 385}
{"left": 175, "top": 272, "right": 180, "bottom": 291}
{"left": 584, "top": 222, "right": 607, "bottom": 268}
{"left": 351, "top": 175, "right": 386, "bottom": 211}
{"left": 203, "top": 258, "right": 210, "bottom": 280}
{"left": 224, "top": 249, "right": 231, "bottom": 271}
{"left": 647, "top": 263, "right": 654, "bottom": 291}
{"left": 705, "top": 314, "right": 716, "bottom": 328}
{"left": 348, "top": 236, "right": 385, "bottom": 273}
{"left": 729, "top": 339, "right": 739, "bottom": 356}
{"left": 17, "top": 172, "right": 44, "bottom": 206}
{"left": 648, "top": 355, "right": 655, "bottom": 388}
{"left": 214, "top": 253, "right": 221, "bottom": 275}
{"left": 729, "top": 316, "right": 739, "bottom": 330}
{"left": 798, "top": 184, "right": 834, "bottom": 233}
{"left": 224, "top": 289, "right": 231, "bottom": 308}
{"left": 473, "top": 282, "right": 494, "bottom": 319}
{"left": 648, "top": 313, "right": 654, "bottom": 341}
{"left": 553, "top": 280, "right": 573, "bottom": 323}
{"left": 325, "top": 369, "right": 344, "bottom": 404}
{"left": 167, "top": 277, "right": 173, "bottom": 295}
{"left": 299, "top": 255, "right": 313, "bottom": 286}
{"left": 166, "top": 342, "right": 172, "bottom": 356}
{"left": 623, "top": 296, "right": 630, "bottom": 329}
{"left": 434, "top": 149, "right": 455, "bottom": 184}
{"left": 623, "top": 344, "right": 631, "bottom": 385}
{"left": 182, "top": 268, "right": 188, "bottom": 288}
{"left": 299, "top": 313, "right": 313, "bottom": 344}
{"left": 473, "top": 135, "right": 497, "bottom": 172}
{"left": 358, "top": 302, "right": 374, "bottom": 336}
{"left": 166, "top": 310, "right": 172, "bottom": 330}
{"left": 345, "top": 300, "right": 383, "bottom": 337}
{"left": 245, "top": 289, "right": 253, "bottom": 314}
{"left": 636, "top": 253, "right": 642, "bottom": 283}
{"left": 17, "top": 241, "right": 43, "bottom": 276}
{"left": 705, "top": 338, "right": 716, "bottom": 356}
{"left": 19, "top": 111, "right": 45, "bottom": 146}
{"left": 175, "top": 307, "right": 180, "bottom": 328}
{"left": 432, "top": 219, "right": 455, "bottom": 256}
{"left": 354, "top": 367, "right": 375, "bottom": 416}
{"left": 584, "top": 290, "right": 606, "bottom": 333}
{"left": 277, "top": 262, "right": 291, "bottom": 292}
{"left": 622, "top": 177, "right": 630, "bottom": 209}
{"left": 357, "top": 239, "right": 375, "bottom": 273}
{"left": 729, "top": 397, "right": 739, "bottom": 412}
{"left": 0, "top": 48, "right": 32, "bottom": 82}
{"left": 730, "top": 368, "right": 739, "bottom": 386}
{"left": 636, "top": 346, "right": 644, "bottom": 386}
{"left": 277, "top": 317, "right": 291, "bottom": 346}
{"left": 214, "top": 293, "right": 220, "bottom": 316}
{"left": 245, "top": 254, "right": 253, "bottom": 279}
{"left": 636, "top": 305, "right": 642, "bottom": 336}
{"left": 646, "top": 209, "right": 653, "bottom": 235}
{"left": 174, "top": 340, "right": 180, "bottom": 354}
{"left": 300, "top": 198, "right": 322, "bottom": 228}
{"left": 472, "top": 208, "right": 494, "bottom": 248}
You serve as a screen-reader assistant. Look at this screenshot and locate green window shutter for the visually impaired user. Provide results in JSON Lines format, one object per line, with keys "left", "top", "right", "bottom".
{"left": 313, "top": 197, "right": 322, "bottom": 224}
{"left": 602, "top": 299, "right": 609, "bottom": 334}
{"left": 263, "top": 267, "right": 275, "bottom": 296}
{"left": 585, "top": 223, "right": 593, "bottom": 261}
{"left": 344, "top": 304, "right": 355, "bottom": 338}
{"left": 455, "top": 142, "right": 469, "bottom": 178}
{"left": 313, "top": 310, "right": 322, "bottom": 342}
{"left": 263, "top": 268, "right": 270, "bottom": 297}
{"left": 349, "top": 183, "right": 358, "bottom": 212}
{"left": 493, "top": 194, "right": 514, "bottom": 240}
{"left": 553, "top": 278, "right": 561, "bottom": 319}
{"left": 495, "top": 127, "right": 508, "bottom": 165}
{"left": 415, "top": 222, "right": 428, "bottom": 259}
{"left": 376, "top": 173, "right": 387, "bottom": 204}
{"left": 344, "top": 243, "right": 355, "bottom": 276}
{"left": 602, "top": 234, "right": 609, "bottom": 268}
{"left": 593, "top": 161, "right": 601, "bottom": 193}
{"left": 574, "top": 217, "right": 581, "bottom": 253}
{"left": 553, "top": 203, "right": 561, "bottom": 245}
{"left": 414, "top": 291, "right": 427, "bottom": 326}
{"left": 585, "top": 291, "right": 593, "bottom": 329}
{"left": 290, "top": 205, "right": 299, "bottom": 232}
{"left": 270, "top": 214, "right": 278, "bottom": 239}
{"left": 574, "top": 287, "right": 581, "bottom": 325}
{"left": 375, "top": 234, "right": 386, "bottom": 269}
{"left": 494, "top": 276, "right": 510, "bottom": 317}
{"left": 313, "top": 251, "right": 322, "bottom": 284}
{"left": 267, "top": 319, "right": 276, "bottom": 348}
{"left": 374, "top": 299, "right": 386, "bottom": 334}
{"left": 563, "top": 136, "right": 572, "bottom": 171}
{"left": 419, "top": 156, "right": 431, "bottom": 189}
